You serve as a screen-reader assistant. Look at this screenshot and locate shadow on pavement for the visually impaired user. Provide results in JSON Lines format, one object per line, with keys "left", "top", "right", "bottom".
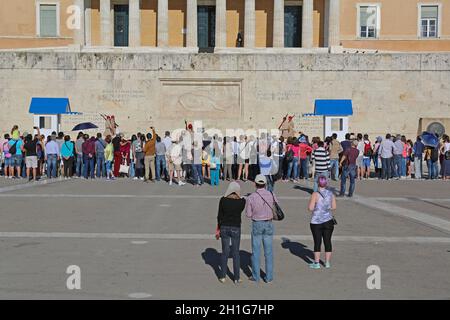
{"left": 281, "top": 238, "right": 314, "bottom": 265}
{"left": 202, "top": 248, "right": 265, "bottom": 280}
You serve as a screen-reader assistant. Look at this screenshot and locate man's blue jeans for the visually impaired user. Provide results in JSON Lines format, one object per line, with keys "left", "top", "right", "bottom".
{"left": 300, "top": 158, "right": 309, "bottom": 180}
{"left": 251, "top": 221, "right": 274, "bottom": 282}
{"left": 401, "top": 156, "right": 407, "bottom": 177}
{"left": 76, "top": 154, "right": 83, "bottom": 177}
{"left": 220, "top": 226, "right": 241, "bottom": 281}
{"left": 286, "top": 157, "right": 298, "bottom": 180}
{"left": 83, "top": 155, "right": 95, "bottom": 179}
{"left": 96, "top": 153, "right": 105, "bottom": 178}
{"left": 340, "top": 165, "right": 357, "bottom": 196}
{"left": 192, "top": 164, "right": 203, "bottom": 185}
{"left": 381, "top": 157, "right": 392, "bottom": 180}
{"left": 393, "top": 155, "right": 402, "bottom": 178}
{"left": 46, "top": 154, "right": 57, "bottom": 178}
{"left": 330, "top": 159, "right": 339, "bottom": 180}
{"left": 155, "top": 155, "right": 166, "bottom": 181}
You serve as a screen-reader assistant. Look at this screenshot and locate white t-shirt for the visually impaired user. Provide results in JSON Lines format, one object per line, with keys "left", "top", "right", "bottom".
{"left": 357, "top": 141, "right": 365, "bottom": 157}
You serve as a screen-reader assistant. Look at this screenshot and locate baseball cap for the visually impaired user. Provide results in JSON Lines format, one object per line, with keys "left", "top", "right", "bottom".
{"left": 255, "top": 174, "right": 267, "bottom": 185}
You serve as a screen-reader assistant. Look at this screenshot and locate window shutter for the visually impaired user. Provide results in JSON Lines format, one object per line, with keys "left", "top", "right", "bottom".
{"left": 421, "top": 6, "right": 438, "bottom": 19}
{"left": 40, "top": 4, "right": 57, "bottom": 37}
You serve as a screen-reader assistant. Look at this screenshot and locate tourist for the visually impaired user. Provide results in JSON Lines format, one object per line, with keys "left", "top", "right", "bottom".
{"left": 440, "top": 134, "right": 450, "bottom": 180}
{"left": 413, "top": 136, "right": 425, "bottom": 179}
{"left": 217, "top": 182, "right": 246, "bottom": 284}
{"left": 129, "top": 135, "right": 137, "bottom": 179}
{"left": 273, "top": 136, "right": 286, "bottom": 182}
{"left": 162, "top": 131, "right": 172, "bottom": 179}
{"left": 167, "top": 139, "right": 185, "bottom": 186}
{"left": 299, "top": 136, "right": 313, "bottom": 181}
{"left": 312, "top": 141, "right": 331, "bottom": 192}
{"left": 373, "top": 136, "right": 382, "bottom": 179}
{"left": 192, "top": 141, "right": 204, "bottom": 186}
{"left": 393, "top": 134, "right": 404, "bottom": 179}
{"left": 400, "top": 135, "right": 409, "bottom": 179}
{"left": 259, "top": 148, "right": 274, "bottom": 192}
{"left": 155, "top": 136, "right": 167, "bottom": 182}
{"left": 95, "top": 133, "right": 106, "bottom": 178}
{"left": 104, "top": 135, "right": 115, "bottom": 180}
{"left": 222, "top": 137, "right": 234, "bottom": 181}
{"left": 8, "top": 132, "right": 24, "bottom": 178}
{"left": 355, "top": 133, "right": 364, "bottom": 180}
{"left": 22, "top": 133, "right": 39, "bottom": 181}
{"left": 112, "top": 133, "right": 122, "bottom": 178}
{"left": 237, "top": 135, "right": 250, "bottom": 181}
{"left": 210, "top": 145, "right": 220, "bottom": 186}
{"left": 56, "top": 132, "right": 65, "bottom": 177}
{"left": 329, "top": 133, "right": 343, "bottom": 181}
{"left": 245, "top": 174, "right": 278, "bottom": 283}
{"left": 11, "top": 125, "right": 20, "bottom": 141}
{"left": 340, "top": 133, "right": 352, "bottom": 152}
{"left": 378, "top": 134, "right": 395, "bottom": 180}
{"left": 1, "top": 134, "right": 12, "bottom": 178}
{"left": 82, "top": 135, "right": 96, "bottom": 179}
{"left": 120, "top": 135, "right": 131, "bottom": 178}
{"left": 133, "top": 134, "right": 145, "bottom": 180}
{"left": 424, "top": 146, "right": 436, "bottom": 180}
{"left": 45, "top": 135, "right": 59, "bottom": 179}
{"left": 201, "top": 145, "right": 211, "bottom": 181}
{"left": 143, "top": 128, "right": 156, "bottom": 182}
{"left": 75, "top": 132, "right": 85, "bottom": 178}
{"left": 362, "top": 134, "right": 373, "bottom": 179}
{"left": 286, "top": 138, "right": 300, "bottom": 182}
{"left": 339, "top": 140, "right": 359, "bottom": 197}
{"left": 307, "top": 176, "right": 336, "bottom": 269}
{"left": 36, "top": 134, "right": 45, "bottom": 178}
{"left": 61, "top": 135, "right": 74, "bottom": 179}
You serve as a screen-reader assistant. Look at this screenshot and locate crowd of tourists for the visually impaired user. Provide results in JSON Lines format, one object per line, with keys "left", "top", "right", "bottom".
{"left": 1, "top": 124, "right": 449, "bottom": 285}
{"left": 1, "top": 125, "right": 450, "bottom": 186}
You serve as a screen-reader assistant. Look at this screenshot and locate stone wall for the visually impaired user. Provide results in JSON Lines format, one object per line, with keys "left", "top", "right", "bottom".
{"left": 0, "top": 51, "right": 449, "bottom": 139}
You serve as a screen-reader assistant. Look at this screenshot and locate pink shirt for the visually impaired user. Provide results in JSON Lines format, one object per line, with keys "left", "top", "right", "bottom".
{"left": 245, "top": 189, "right": 279, "bottom": 221}
{"left": 287, "top": 144, "right": 300, "bottom": 158}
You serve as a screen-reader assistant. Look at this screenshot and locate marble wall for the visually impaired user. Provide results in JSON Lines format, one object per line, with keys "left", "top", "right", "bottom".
{"left": 0, "top": 51, "right": 449, "bottom": 139}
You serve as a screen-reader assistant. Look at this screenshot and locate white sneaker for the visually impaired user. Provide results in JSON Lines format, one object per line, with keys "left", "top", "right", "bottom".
{"left": 178, "top": 181, "right": 185, "bottom": 186}
{"left": 169, "top": 181, "right": 173, "bottom": 186}
{"left": 133, "top": 177, "right": 138, "bottom": 180}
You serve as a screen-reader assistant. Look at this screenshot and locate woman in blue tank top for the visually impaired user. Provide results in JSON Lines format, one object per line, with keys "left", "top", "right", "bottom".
{"left": 307, "top": 175, "right": 336, "bottom": 269}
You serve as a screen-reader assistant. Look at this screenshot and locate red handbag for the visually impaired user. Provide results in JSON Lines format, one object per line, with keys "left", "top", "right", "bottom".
{"left": 215, "top": 225, "right": 220, "bottom": 240}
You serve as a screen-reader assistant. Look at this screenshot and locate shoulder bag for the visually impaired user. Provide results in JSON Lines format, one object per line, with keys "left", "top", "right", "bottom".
{"left": 256, "top": 191, "right": 285, "bottom": 221}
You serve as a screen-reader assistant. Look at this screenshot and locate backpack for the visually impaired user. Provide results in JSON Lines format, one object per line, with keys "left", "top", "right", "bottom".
{"left": 431, "top": 147, "right": 439, "bottom": 162}
{"left": 135, "top": 141, "right": 143, "bottom": 153}
{"left": 363, "top": 142, "right": 373, "bottom": 157}
{"left": 9, "top": 140, "right": 18, "bottom": 155}
{"left": 2, "top": 141, "right": 10, "bottom": 156}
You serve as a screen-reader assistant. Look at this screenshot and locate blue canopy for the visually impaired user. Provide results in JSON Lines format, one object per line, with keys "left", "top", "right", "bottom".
{"left": 314, "top": 99, "right": 353, "bottom": 116}
{"left": 29, "top": 97, "right": 79, "bottom": 115}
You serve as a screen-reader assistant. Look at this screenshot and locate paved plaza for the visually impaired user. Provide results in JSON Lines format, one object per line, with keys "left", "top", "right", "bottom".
{"left": 0, "top": 177, "right": 449, "bottom": 299}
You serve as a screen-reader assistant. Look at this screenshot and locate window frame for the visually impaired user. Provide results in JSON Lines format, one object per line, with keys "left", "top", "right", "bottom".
{"left": 356, "top": 3, "right": 382, "bottom": 40}
{"left": 417, "top": 3, "right": 442, "bottom": 39}
{"left": 36, "top": 1, "right": 60, "bottom": 38}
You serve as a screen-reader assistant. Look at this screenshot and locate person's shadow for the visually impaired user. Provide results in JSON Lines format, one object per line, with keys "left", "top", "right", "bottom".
{"left": 201, "top": 248, "right": 266, "bottom": 280}
{"left": 293, "top": 185, "right": 313, "bottom": 195}
{"left": 280, "top": 238, "right": 315, "bottom": 265}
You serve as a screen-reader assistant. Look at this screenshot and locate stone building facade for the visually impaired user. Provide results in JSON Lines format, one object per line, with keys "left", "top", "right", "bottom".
{"left": 1, "top": 0, "right": 450, "bottom": 52}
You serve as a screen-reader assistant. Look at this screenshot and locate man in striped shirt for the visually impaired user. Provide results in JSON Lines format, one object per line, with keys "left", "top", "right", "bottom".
{"left": 312, "top": 141, "right": 331, "bottom": 192}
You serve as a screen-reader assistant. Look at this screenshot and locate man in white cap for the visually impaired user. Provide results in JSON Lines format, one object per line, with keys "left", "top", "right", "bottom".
{"left": 245, "top": 174, "right": 279, "bottom": 283}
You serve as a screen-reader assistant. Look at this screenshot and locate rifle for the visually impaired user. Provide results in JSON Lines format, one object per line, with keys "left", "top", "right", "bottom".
{"left": 278, "top": 114, "right": 289, "bottom": 130}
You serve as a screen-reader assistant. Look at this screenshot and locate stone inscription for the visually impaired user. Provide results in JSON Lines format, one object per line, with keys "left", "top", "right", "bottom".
{"left": 294, "top": 115, "right": 324, "bottom": 138}
{"left": 256, "top": 89, "right": 302, "bottom": 101}
{"left": 101, "top": 89, "right": 146, "bottom": 102}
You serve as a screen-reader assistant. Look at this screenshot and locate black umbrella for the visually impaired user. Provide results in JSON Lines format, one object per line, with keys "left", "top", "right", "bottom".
{"left": 72, "top": 122, "right": 98, "bottom": 131}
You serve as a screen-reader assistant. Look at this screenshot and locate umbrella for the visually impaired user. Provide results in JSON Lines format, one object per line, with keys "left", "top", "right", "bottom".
{"left": 72, "top": 122, "right": 98, "bottom": 131}
{"left": 421, "top": 131, "right": 439, "bottom": 148}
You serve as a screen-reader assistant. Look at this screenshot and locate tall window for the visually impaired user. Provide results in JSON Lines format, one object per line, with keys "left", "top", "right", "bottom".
{"left": 420, "top": 6, "right": 438, "bottom": 38}
{"left": 359, "top": 6, "right": 378, "bottom": 38}
{"left": 39, "top": 4, "right": 58, "bottom": 37}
